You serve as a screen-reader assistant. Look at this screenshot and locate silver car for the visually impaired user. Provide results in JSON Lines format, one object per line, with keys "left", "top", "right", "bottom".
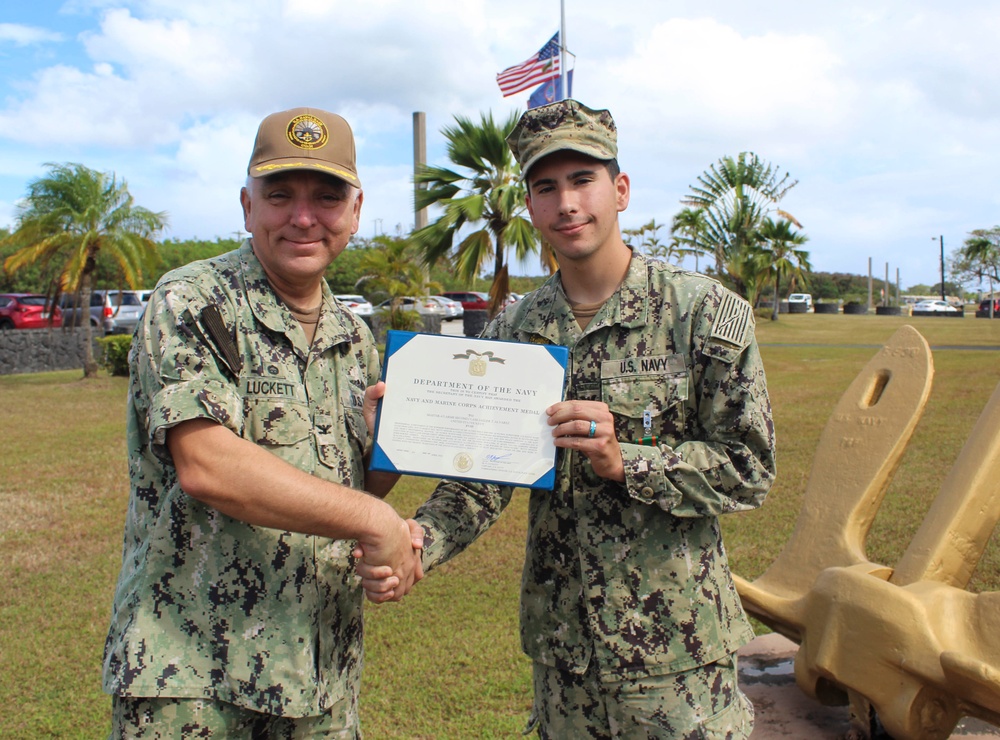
{"left": 335, "top": 294, "right": 374, "bottom": 317}
{"left": 102, "top": 290, "right": 147, "bottom": 334}
{"left": 376, "top": 297, "right": 445, "bottom": 318}
{"left": 429, "top": 295, "right": 464, "bottom": 321}
{"left": 60, "top": 289, "right": 143, "bottom": 334}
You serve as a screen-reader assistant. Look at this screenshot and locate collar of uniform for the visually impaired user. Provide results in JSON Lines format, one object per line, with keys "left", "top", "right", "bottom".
{"left": 310, "top": 284, "right": 357, "bottom": 354}
{"left": 506, "top": 250, "right": 650, "bottom": 342}
{"left": 237, "top": 240, "right": 355, "bottom": 350}
{"left": 506, "top": 275, "right": 570, "bottom": 344}
{"left": 605, "top": 249, "right": 651, "bottom": 329}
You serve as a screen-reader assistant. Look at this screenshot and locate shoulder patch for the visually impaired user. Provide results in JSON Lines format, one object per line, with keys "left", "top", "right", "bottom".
{"left": 711, "top": 292, "right": 753, "bottom": 348}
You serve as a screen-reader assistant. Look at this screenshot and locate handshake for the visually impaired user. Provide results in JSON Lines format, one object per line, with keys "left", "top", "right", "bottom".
{"left": 352, "top": 516, "right": 425, "bottom": 603}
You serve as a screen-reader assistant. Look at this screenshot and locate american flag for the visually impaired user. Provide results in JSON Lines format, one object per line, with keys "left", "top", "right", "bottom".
{"left": 496, "top": 33, "right": 561, "bottom": 97}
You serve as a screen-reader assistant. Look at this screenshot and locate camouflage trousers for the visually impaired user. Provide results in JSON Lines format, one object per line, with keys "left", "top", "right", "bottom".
{"left": 527, "top": 653, "right": 753, "bottom": 739}
{"left": 109, "top": 694, "right": 359, "bottom": 739}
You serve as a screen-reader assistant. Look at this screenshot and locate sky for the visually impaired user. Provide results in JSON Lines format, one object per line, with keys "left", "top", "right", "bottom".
{"left": 1, "top": 0, "right": 998, "bottom": 289}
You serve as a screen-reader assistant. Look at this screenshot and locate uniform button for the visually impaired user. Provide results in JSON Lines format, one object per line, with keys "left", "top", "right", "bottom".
{"left": 640, "top": 486, "right": 655, "bottom": 499}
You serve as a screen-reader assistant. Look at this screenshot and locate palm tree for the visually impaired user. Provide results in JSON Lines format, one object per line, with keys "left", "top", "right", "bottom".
{"left": 962, "top": 231, "right": 1000, "bottom": 317}
{"left": 756, "top": 217, "right": 811, "bottom": 321}
{"left": 2, "top": 163, "right": 167, "bottom": 376}
{"left": 355, "top": 235, "right": 441, "bottom": 332}
{"left": 624, "top": 218, "right": 700, "bottom": 266}
{"left": 669, "top": 208, "right": 710, "bottom": 272}
{"left": 681, "top": 152, "right": 798, "bottom": 297}
{"left": 410, "top": 111, "right": 550, "bottom": 317}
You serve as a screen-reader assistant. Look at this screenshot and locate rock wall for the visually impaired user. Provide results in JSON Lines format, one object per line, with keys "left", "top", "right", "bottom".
{"left": 0, "top": 327, "right": 103, "bottom": 375}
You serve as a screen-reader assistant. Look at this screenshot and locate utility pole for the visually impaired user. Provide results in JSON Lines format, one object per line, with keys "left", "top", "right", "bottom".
{"left": 413, "top": 112, "right": 429, "bottom": 289}
{"left": 867, "top": 257, "right": 873, "bottom": 311}
{"left": 938, "top": 235, "right": 946, "bottom": 302}
{"left": 413, "top": 112, "right": 427, "bottom": 231}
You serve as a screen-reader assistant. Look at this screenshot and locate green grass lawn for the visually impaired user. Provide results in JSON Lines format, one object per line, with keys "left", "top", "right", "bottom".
{"left": 1, "top": 314, "right": 997, "bottom": 737}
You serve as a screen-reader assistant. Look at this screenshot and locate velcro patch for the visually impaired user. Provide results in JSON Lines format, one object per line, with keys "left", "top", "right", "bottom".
{"left": 711, "top": 292, "right": 753, "bottom": 348}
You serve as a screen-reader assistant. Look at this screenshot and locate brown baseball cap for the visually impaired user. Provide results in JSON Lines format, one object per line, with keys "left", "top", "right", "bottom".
{"left": 506, "top": 99, "right": 617, "bottom": 179}
{"left": 247, "top": 107, "right": 360, "bottom": 187}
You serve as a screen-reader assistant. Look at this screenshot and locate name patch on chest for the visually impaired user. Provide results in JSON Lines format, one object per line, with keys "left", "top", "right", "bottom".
{"left": 601, "top": 354, "right": 686, "bottom": 379}
{"left": 243, "top": 375, "right": 303, "bottom": 400}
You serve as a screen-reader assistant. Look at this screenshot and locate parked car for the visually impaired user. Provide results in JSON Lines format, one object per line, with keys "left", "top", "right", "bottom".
{"left": 376, "top": 297, "right": 445, "bottom": 318}
{"left": 912, "top": 300, "right": 958, "bottom": 313}
{"left": 60, "top": 292, "right": 109, "bottom": 333}
{"left": 138, "top": 290, "right": 155, "bottom": 306}
{"left": 428, "top": 295, "right": 464, "bottom": 321}
{"left": 506, "top": 292, "right": 523, "bottom": 305}
{"left": 104, "top": 290, "right": 146, "bottom": 333}
{"left": 441, "top": 290, "right": 490, "bottom": 311}
{"left": 334, "top": 294, "right": 374, "bottom": 317}
{"left": 0, "top": 293, "right": 63, "bottom": 330}
{"left": 60, "top": 289, "right": 144, "bottom": 334}
{"left": 979, "top": 298, "right": 1000, "bottom": 314}
{"left": 787, "top": 293, "right": 813, "bottom": 310}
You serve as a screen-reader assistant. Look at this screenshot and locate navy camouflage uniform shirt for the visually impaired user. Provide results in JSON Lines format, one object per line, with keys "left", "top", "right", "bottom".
{"left": 102, "top": 240, "right": 379, "bottom": 717}
{"left": 415, "top": 250, "right": 775, "bottom": 679}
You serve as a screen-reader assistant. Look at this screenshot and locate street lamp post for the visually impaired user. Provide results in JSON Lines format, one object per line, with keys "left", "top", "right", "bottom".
{"left": 933, "top": 235, "right": 945, "bottom": 302}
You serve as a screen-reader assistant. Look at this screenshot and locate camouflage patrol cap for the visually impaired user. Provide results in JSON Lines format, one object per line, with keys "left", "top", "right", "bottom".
{"left": 247, "top": 107, "right": 360, "bottom": 187}
{"left": 506, "top": 99, "right": 617, "bottom": 179}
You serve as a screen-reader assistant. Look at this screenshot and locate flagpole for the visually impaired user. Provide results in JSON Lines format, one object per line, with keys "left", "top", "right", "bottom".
{"left": 559, "top": 0, "right": 567, "bottom": 100}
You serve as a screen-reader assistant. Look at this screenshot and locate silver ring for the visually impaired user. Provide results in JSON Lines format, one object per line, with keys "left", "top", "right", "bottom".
{"left": 588, "top": 420, "right": 597, "bottom": 438}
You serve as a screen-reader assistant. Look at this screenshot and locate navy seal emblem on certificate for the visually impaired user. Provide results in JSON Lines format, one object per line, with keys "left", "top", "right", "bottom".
{"left": 370, "top": 331, "right": 569, "bottom": 489}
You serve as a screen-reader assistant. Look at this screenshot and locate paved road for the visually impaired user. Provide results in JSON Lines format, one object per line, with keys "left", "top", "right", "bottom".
{"left": 440, "top": 317, "right": 465, "bottom": 336}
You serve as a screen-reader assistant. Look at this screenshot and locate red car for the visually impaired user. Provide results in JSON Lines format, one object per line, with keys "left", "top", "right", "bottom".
{"left": 441, "top": 290, "right": 490, "bottom": 311}
{"left": 0, "top": 293, "right": 63, "bottom": 330}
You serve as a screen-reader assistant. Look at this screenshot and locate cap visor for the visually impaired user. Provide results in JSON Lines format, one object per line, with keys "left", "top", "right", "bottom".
{"left": 250, "top": 158, "right": 360, "bottom": 187}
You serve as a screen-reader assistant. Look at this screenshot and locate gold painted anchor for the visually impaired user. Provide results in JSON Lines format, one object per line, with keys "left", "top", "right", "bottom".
{"left": 734, "top": 325, "right": 1000, "bottom": 739}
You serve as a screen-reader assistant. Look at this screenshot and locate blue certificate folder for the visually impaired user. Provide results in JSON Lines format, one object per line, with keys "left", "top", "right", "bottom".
{"left": 370, "top": 330, "right": 569, "bottom": 490}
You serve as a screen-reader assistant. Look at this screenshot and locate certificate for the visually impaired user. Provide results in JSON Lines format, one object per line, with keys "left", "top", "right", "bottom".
{"left": 370, "top": 330, "right": 569, "bottom": 489}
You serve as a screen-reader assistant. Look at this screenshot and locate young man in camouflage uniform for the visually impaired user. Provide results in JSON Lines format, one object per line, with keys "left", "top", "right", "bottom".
{"left": 102, "top": 107, "right": 422, "bottom": 738}
{"left": 365, "top": 100, "right": 776, "bottom": 738}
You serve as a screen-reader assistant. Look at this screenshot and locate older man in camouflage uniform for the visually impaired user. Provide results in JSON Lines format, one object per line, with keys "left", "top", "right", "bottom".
{"left": 367, "top": 100, "right": 775, "bottom": 738}
{"left": 102, "top": 107, "right": 422, "bottom": 738}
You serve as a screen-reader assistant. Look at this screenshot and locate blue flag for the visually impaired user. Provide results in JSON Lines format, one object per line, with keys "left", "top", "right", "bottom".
{"left": 528, "top": 69, "right": 574, "bottom": 109}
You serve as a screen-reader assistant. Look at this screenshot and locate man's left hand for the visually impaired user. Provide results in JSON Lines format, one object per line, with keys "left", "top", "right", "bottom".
{"left": 363, "top": 381, "right": 387, "bottom": 436}
{"left": 547, "top": 400, "right": 625, "bottom": 483}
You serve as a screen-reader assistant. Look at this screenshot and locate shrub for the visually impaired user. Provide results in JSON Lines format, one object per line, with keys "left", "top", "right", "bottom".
{"left": 96, "top": 335, "right": 132, "bottom": 376}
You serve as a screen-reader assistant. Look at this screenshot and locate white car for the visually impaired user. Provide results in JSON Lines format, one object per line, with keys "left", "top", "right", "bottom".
{"left": 102, "top": 290, "right": 147, "bottom": 334}
{"left": 335, "top": 294, "right": 374, "bottom": 317}
{"left": 913, "top": 300, "right": 957, "bottom": 313}
{"left": 376, "top": 297, "right": 444, "bottom": 318}
{"left": 787, "top": 293, "right": 813, "bottom": 310}
{"left": 429, "top": 296, "right": 464, "bottom": 321}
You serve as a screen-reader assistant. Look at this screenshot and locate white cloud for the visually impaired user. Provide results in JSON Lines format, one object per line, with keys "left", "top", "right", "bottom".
{"left": 0, "top": 23, "right": 62, "bottom": 46}
{"left": 1, "top": 0, "right": 1000, "bottom": 287}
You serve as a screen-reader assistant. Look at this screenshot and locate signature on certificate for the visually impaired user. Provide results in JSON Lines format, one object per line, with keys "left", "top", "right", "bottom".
{"left": 483, "top": 452, "right": 512, "bottom": 463}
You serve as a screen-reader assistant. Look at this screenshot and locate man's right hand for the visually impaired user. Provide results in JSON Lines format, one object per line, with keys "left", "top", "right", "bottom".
{"left": 355, "top": 517, "right": 424, "bottom": 603}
